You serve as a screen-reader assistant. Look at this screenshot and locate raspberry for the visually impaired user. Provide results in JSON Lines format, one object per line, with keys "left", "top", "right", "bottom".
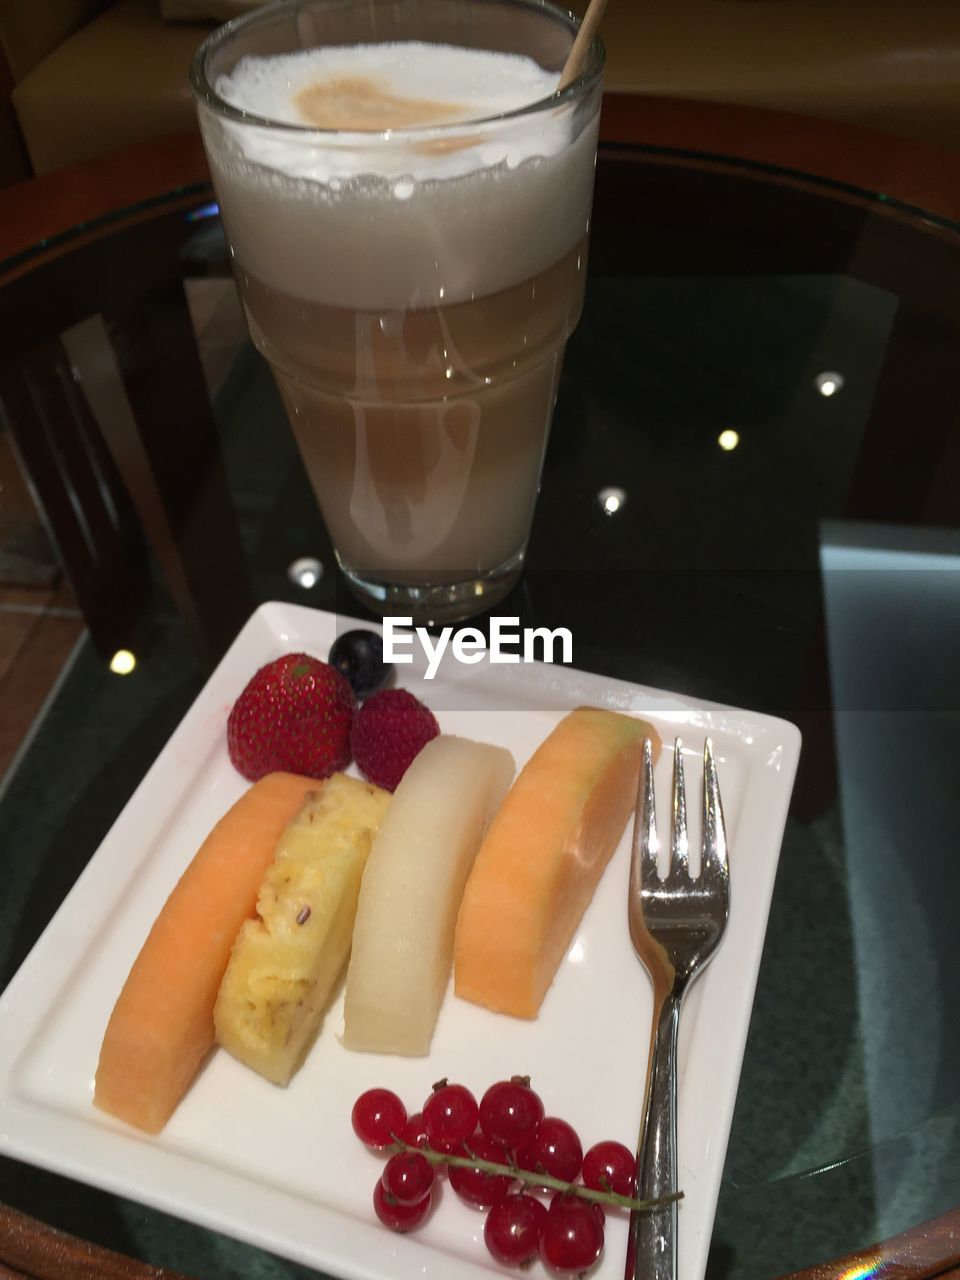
{"left": 227, "top": 653, "right": 355, "bottom": 781}
{"left": 350, "top": 689, "right": 440, "bottom": 791}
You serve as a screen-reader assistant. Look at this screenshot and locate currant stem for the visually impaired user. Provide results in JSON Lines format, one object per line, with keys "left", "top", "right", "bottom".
{"left": 388, "top": 1136, "right": 682, "bottom": 1214}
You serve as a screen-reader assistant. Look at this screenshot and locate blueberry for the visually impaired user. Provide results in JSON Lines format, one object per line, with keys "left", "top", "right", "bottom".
{"left": 329, "top": 629, "right": 391, "bottom": 697}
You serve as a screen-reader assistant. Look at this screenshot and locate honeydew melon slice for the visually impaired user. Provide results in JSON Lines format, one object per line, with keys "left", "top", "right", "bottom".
{"left": 342, "top": 734, "right": 515, "bottom": 1055}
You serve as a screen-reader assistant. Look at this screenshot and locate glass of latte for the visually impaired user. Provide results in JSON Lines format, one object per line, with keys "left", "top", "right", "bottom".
{"left": 192, "top": 0, "right": 603, "bottom": 623}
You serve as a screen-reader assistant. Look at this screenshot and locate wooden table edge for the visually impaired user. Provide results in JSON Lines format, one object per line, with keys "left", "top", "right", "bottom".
{"left": 0, "top": 1200, "right": 197, "bottom": 1280}
{"left": 1, "top": 94, "right": 958, "bottom": 273}
{"left": 774, "top": 1202, "right": 960, "bottom": 1279}
{"left": 599, "top": 94, "right": 960, "bottom": 224}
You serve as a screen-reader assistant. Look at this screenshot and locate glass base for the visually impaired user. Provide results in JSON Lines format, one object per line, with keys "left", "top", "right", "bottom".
{"left": 338, "top": 552, "right": 524, "bottom": 626}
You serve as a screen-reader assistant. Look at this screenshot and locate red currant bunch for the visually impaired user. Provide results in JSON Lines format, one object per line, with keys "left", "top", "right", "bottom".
{"left": 352, "top": 1076, "right": 639, "bottom": 1275}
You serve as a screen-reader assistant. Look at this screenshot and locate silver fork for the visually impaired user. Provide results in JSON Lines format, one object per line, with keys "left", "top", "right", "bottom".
{"left": 625, "top": 737, "right": 730, "bottom": 1280}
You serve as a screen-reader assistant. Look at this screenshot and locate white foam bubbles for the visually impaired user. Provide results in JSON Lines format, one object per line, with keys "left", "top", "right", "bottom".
{"left": 214, "top": 42, "right": 563, "bottom": 183}
{"left": 217, "top": 42, "right": 558, "bottom": 128}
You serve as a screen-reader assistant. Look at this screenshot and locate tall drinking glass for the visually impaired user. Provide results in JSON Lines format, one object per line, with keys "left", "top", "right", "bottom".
{"left": 192, "top": 0, "right": 603, "bottom": 623}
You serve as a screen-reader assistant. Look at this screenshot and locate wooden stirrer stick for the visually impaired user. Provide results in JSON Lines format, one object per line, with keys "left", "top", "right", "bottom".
{"left": 558, "top": 0, "right": 609, "bottom": 90}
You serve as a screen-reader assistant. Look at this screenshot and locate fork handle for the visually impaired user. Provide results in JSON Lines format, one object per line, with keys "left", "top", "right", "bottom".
{"left": 625, "top": 987, "right": 681, "bottom": 1280}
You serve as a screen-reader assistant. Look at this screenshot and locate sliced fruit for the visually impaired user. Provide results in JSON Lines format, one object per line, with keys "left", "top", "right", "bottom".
{"left": 94, "top": 771, "right": 315, "bottom": 1133}
{"left": 214, "top": 773, "right": 390, "bottom": 1084}
{"left": 454, "top": 707, "right": 658, "bottom": 1018}
{"left": 342, "top": 735, "right": 515, "bottom": 1055}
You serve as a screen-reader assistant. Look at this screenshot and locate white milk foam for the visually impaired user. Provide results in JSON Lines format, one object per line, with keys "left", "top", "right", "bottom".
{"left": 202, "top": 42, "right": 598, "bottom": 307}
{"left": 216, "top": 44, "right": 563, "bottom": 181}
{"left": 221, "top": 42, "right": 555, "bottom": 115}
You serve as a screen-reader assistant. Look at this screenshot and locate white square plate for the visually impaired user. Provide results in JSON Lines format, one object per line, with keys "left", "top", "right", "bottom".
{"left": 0, "top": 602, "right": 800, "bottom": 1280}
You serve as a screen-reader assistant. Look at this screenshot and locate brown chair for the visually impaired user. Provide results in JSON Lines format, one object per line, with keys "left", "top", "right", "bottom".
{"left": 0, "top": 133, "right": 255, "bottom": 663}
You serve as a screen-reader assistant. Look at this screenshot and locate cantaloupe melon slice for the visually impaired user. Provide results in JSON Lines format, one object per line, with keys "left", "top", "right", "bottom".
{"left": 342, "top": 735, "right": 515, "bottom": 1055}
{"left": 94, "top": 771, "right": 315, "bottom": 1133}
{"left": 454, "top": 707, "right": 658, "bottom": 1018}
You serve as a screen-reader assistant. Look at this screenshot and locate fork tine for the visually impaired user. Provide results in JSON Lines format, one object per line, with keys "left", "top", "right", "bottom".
{"left": 701, "top": 738, "right": 729, "bottom": 885}
{"left": 670, "top": 737, "right": 689, "bottom": 876}
{"left": 630, "top": 737, "right": 659, "bottom": 893}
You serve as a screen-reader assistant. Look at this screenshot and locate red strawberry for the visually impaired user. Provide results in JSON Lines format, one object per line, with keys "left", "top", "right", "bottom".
{"left": 351, "top": 688, "right": 440, "bottom": 792}
{"left": 227, "top": 653, "right": 355, "bottom": 781}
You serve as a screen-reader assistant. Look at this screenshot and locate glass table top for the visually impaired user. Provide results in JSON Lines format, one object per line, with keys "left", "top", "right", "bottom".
{"left": 1, "top": 110, "right": 959, "bottom": 1279}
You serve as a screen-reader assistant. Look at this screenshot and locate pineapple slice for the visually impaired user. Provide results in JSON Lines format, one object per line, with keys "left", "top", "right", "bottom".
{"left": 214, "top": 772, "right": 390, "bottom": 1084}
{"left": 342, "top": 735, "right": 515, "bottom": 1056}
